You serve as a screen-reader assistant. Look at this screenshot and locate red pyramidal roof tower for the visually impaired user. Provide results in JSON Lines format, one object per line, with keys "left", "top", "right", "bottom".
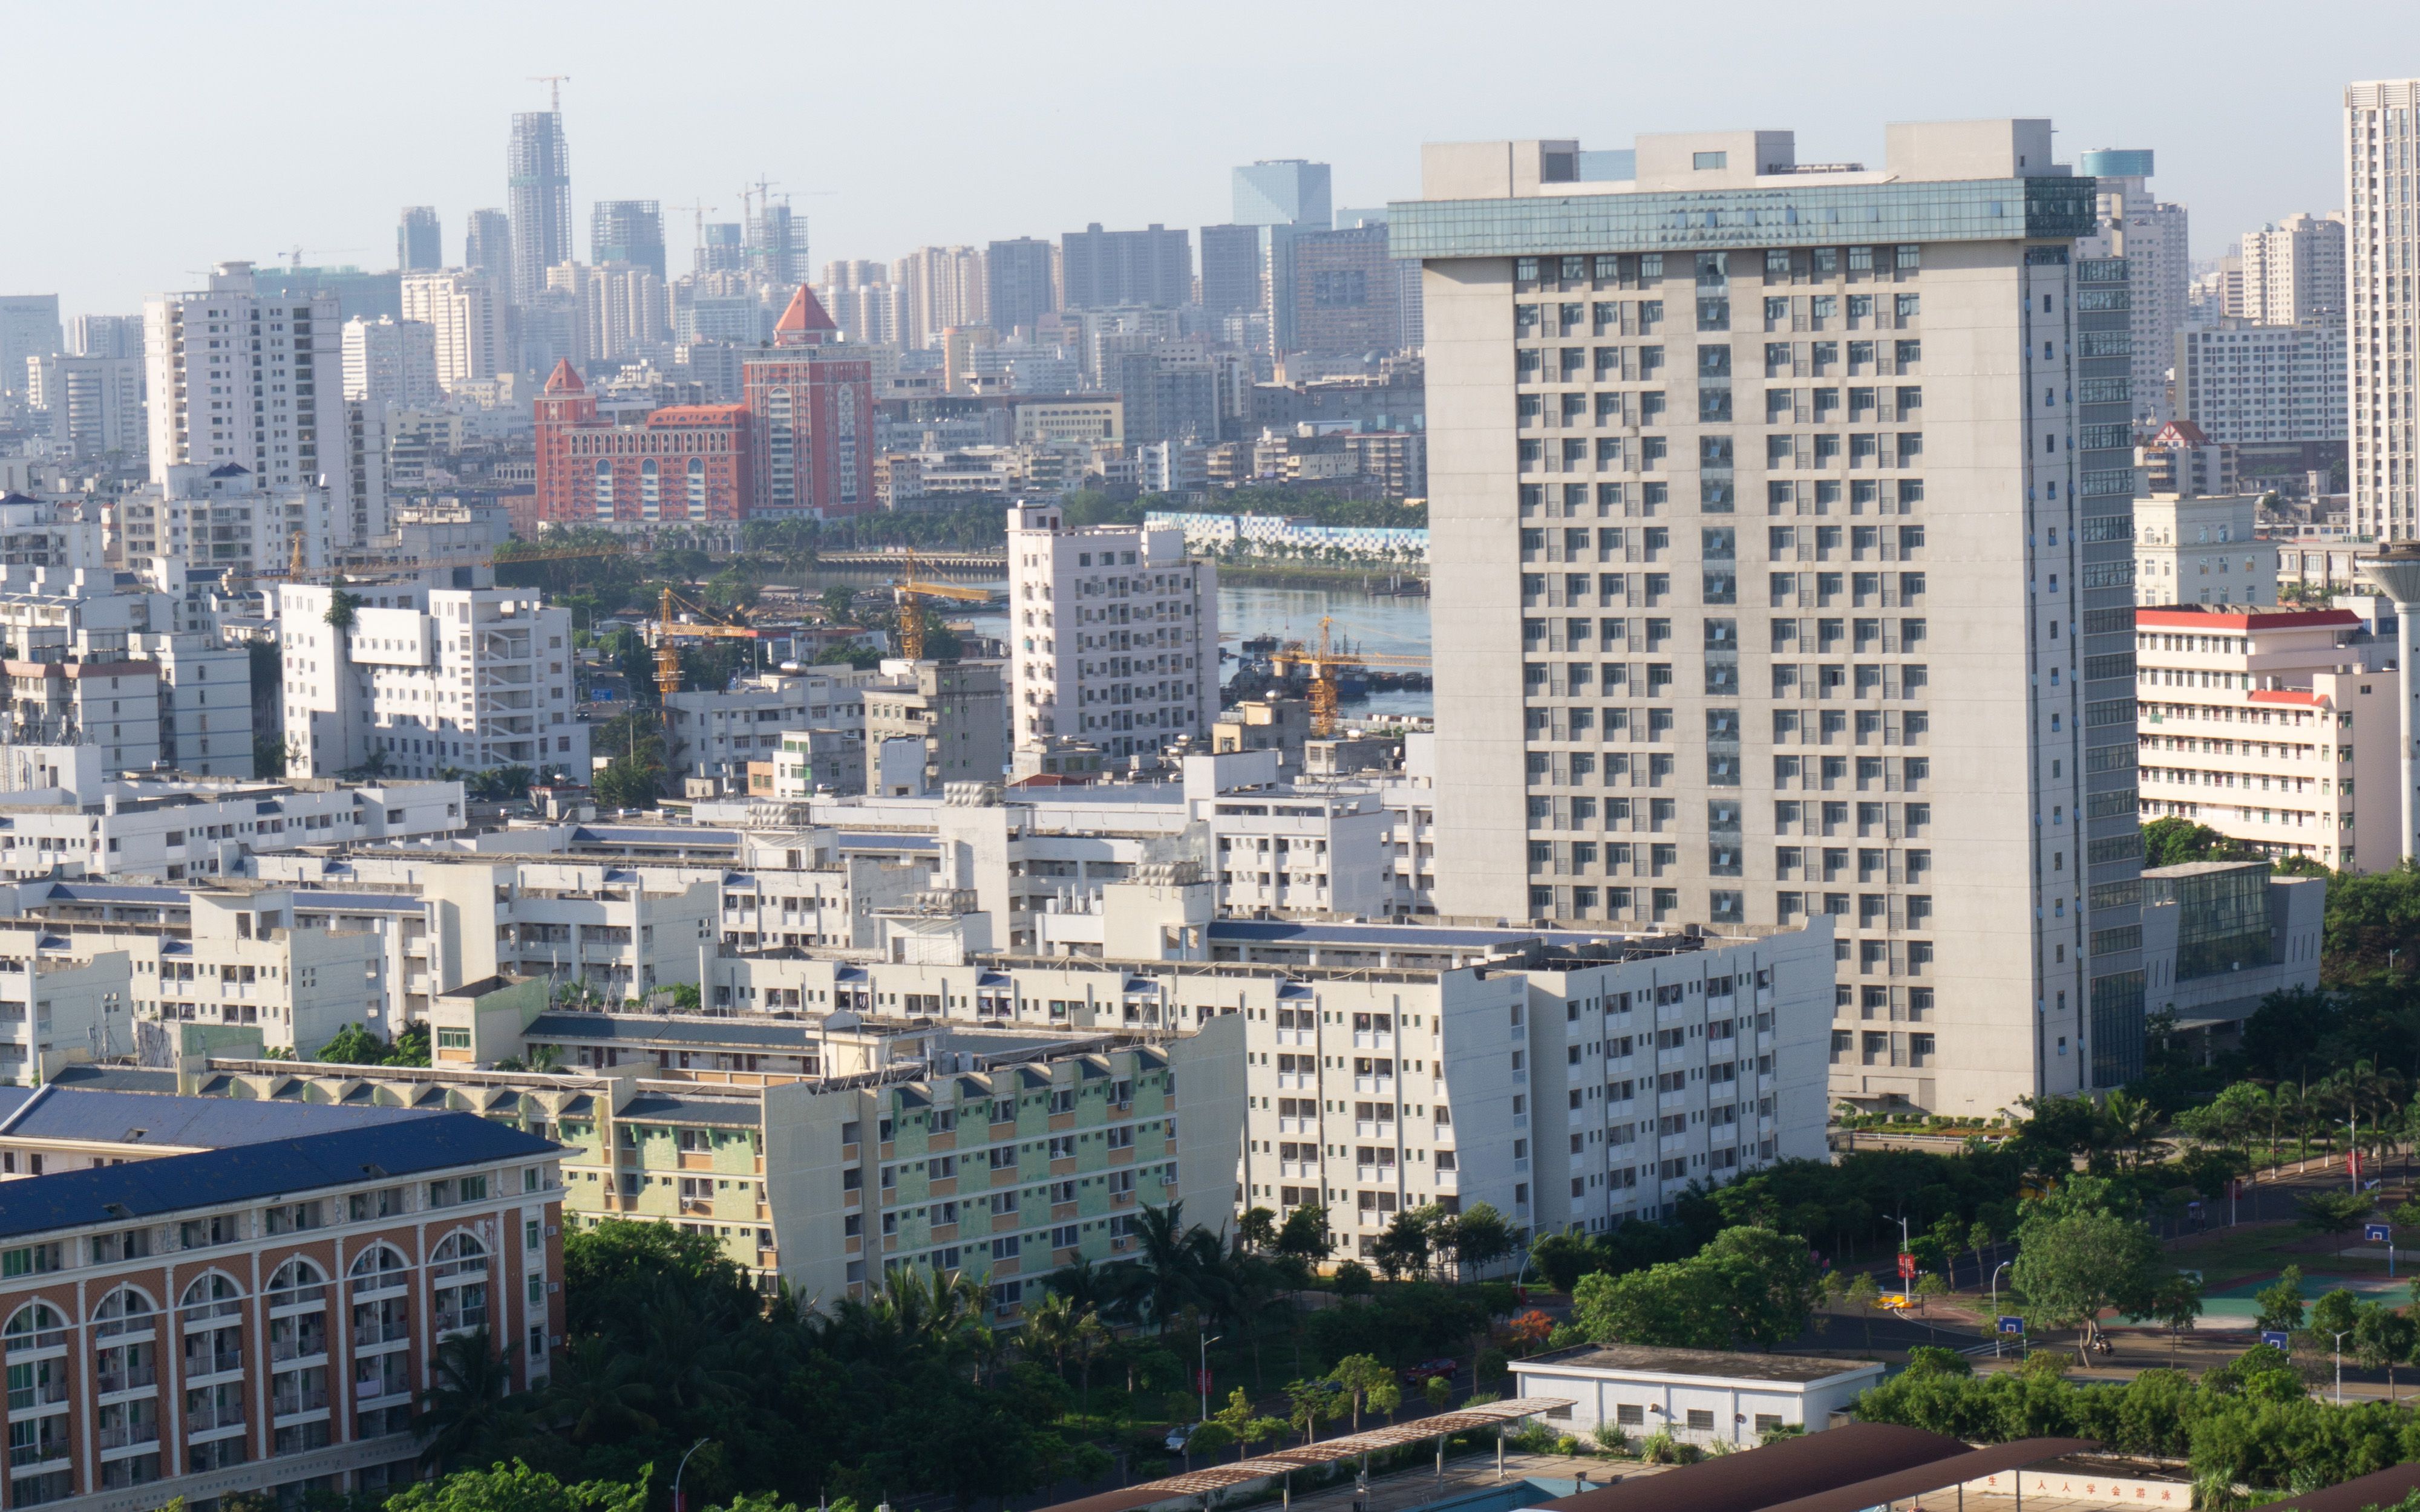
{"left": 773, "top": 285, "right": 838, "bottom": 347}
{"left": 543, "top": 357, "right": 586, "bottom": 393}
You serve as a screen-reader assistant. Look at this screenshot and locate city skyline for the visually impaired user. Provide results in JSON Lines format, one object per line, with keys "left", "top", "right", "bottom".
{"left": 4, "top": 2, "right": 2401, "bottom": 315}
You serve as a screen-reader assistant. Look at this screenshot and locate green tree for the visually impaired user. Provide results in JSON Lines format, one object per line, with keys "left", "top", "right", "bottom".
{"left": 2297, "top": 1190, "right": 2374, "bottom": 1236}
{"left": 2353, "top": 1300, "right": 2417, "bottom": 1394}
{"left": 543, "top": 1335, "right": 658, "bottom": 1445}
{"left": 1444, "top": 1202, "right": 1513, "bottom": 1277}
{"left": 1237, "top": 1206, "right": 1279, "bottom": 1253}
{"left": 385, "top": 1461, "right": 651, "bottom": 1512}
{"left": 315, "top": 1022, "right": 391, "bottom": 1065}
{"left": 1702, "top": 1226, "right": 1821, "bottom": 1348}
{"left": 1371, "top": 1210, "right": 1431, "bottom": 1280}
{"left": 2009, "top": 1178, "right": 2166, "bottom": 1358}
{"left": 1331, "top": 1260, "right": 1373, "bottom": 1302}
{"left": 415, "top": 1328, "right": 523, "bottom": 1470}
{"left": 2254, "top": 1265, "right": 2307, "bottom": 1332}
{"left": 1570, "top": 1257, "right": 1730, "bottom": 1350}
{"left": 2127, "top": 1270, "right": 2205, "bottom": 1361}
{"left": 1327, "top": 1354, "right": 1393, "bottom": 1432}
{"left": 1277, "top": 1204, "right": 1333, "bottom": 1262}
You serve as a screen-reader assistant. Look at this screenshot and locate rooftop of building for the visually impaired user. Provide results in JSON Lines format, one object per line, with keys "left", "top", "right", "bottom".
{"left": 2134, "top": 606, "right": 2360, "bottom": 630}
{"left": 0, "top": 1109, "right": 554, "bottom": 1242}
{"left": 1513, "top": 1343, "right": 1882, "bottom": 1384}
{"left": 0, "top": 1083, "right": 436, "bottom": 1150}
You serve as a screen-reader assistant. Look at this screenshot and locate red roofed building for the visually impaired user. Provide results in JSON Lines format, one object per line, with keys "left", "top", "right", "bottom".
{"left": 532, "top": 359, "right": 753, "bottom": 524}
{"left": 2134, "top": 604, "right": 2393, "bottom": 867}
{"left": 742, "top": 287, "right": 876, "bottom": 518}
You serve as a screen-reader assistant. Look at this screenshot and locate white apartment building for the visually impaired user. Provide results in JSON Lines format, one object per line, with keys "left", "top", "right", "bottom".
{"left": 399, "top": 272, "right": 505, "bottom": 393}
{"left": 894, "top": 247, "right": 987, "bottom": 350}
{"left": 1401, "top": 122, "right": 2142, "bottom": 1113}
{"left": 2241, "top": 213, "right": 2347, "bottom": 325}
{"left": 711, "top": 888, "right": 1834, "bottom": 1237}
{"left": 119, "top": 462, "right": 333, "bottom": 613}
{"left": 0, "top": 497, "right": 102, "bottom": 575}
{"left": 2079, "top": 148, "right": 2192, "bottom": 428}
{"left": 143, "top": 262, "right": 352, "bottom": 532}
{"left": 276, "top": 582, "right": 586, "bottom": 781}
{"left": 2135, "top": 605, "right": 2396, "bottom": 868}
{"left": 342, "top": 316, "right": 440, "bottom": 409}
{"left": 24, "top": 354, "right": 143, "bottom": 462}
{"left": 2134, "top": 492, "right": 2278, "bottom": 607}
{"left": 1006, "top": 500, "right": 1218, "bottom": 759}
{"left": 2348, "top": 82, "right": 2420, "bottom": 538}
{"left": 2176, "top": 319, "right": 2349, "bottom": 445}
{"left": 0, "top": 743, "right": 462, "bottom": 882}
{"left": 664, "top": 667, "right": 874, "bottom": 789}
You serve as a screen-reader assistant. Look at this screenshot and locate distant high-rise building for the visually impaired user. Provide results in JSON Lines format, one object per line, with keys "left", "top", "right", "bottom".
{"left": 1401, "top": 125, "right": 2134, "bottom": 1115}
{"left": 145, "top": 262, "right": 359, "bottom": 538}
{"left": 1229, "top": 161, "right": 1335, "bottom": 356}
{"left": 1233, "top": 160, "right": 1332, "bottom": 229}
{"left": 465, "top": 209, "right": 512, "bottom": 281}
{"left": 507, "top": 108, "right": 573, "bottom": 305}
{"left": 699, "top": 223, "right": 747, "bottom": 275}
{"left": 2078, "top": 149, "right": 2191, "bottom": 427}
{"left": 2176, "top": 321, "right": 2349, "bottom": 446}
{"left": 1059, "top": 224, "right": 1190, "bottom": 311}
{"left": 1289, "top": 225, "right": 1402, "bottom": 359}
{"left": 986, "top": 238, "right": 1055, "bottom": 335}
{"left": 342, "top": 316, "right": 441, "bottom": 409}
{"left": 2241, "top": 212, "right": 2347, "bottom": 325}
{"left": 0, "top": 296, "right": 63, "bottom": 399}
{"left": 26, "top": 354, "right": 144, "bottom": 461}
{"left": 590, "top": 200, "right": 666, "bottom": 281}
{"left": 2347, "top": 81, "right": 2420, "bottom": 536}
{"left": 397, "top": 206, "right": 443, "bottom": 272}
{"left": 893, "top": 247, "right": 986, "bottom": 348}
{"left": 1007, "top": 498, "right": 1217, "bottom": 758}
{"left": 751, "top": 201, "right": 807, "bottom": 287}
{"left": 68, "top": 313, "right": 141, "bottom": 362}
{"left": 547, "top": 262, "right": 668, "bottom": 365}
{"left": 1199, "top": 225, "right": 1263, "bottom": 321}
{"left": 400, "top": 272, "right": 506, "bottom": 393}
{"left": 744, "top": 287, "right": 875, "bottom": 517}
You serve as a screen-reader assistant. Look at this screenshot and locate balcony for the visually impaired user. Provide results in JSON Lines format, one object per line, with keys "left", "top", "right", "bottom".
{"left": 97, "top": 1420, "right": 160, "bottom": 1451}
{"left": 96, "top": 1363, "right": 158, "bottom": 1395}
{"left": 182, "top": 1399, "right": 244, "bottom": 1434}
{"left": 353, "top": 1318, "right": 410, "bottom": 1349}
{"left": 271, "top": 1383, "right": 330, "bottom": 1418}
{"left": 7, "top": 1377, "right": 67, "bottom": 1412}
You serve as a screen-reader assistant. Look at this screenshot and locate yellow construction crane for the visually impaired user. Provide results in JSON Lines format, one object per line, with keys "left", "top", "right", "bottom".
{"left": 1269, "top": 616, "right": 1433, "bottom": 738}
{"left": 650, "top": 585, "right": 758, "bottom": 702}
{"left": 892, "top": 548, "right": 990, "bottom": 660}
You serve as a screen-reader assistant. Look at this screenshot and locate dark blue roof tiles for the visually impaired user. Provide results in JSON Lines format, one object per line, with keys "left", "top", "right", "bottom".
{"left": 616, "top": 1093, "right": 762, "bottom": 1129}
{"left": 2, "top": 1087, "right": 430, "bottom": 1150}
{"left": 0, "top": 1113, "right": 556, "bottom": 1240}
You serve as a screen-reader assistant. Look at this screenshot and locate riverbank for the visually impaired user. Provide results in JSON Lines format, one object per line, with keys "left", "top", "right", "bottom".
{"left": 1214, "top": 562, "right": 1429, "bottom": 595}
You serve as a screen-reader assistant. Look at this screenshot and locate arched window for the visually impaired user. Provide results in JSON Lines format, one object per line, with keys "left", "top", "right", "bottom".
{"left": 3, "top": 1303, "right": 65, "bottom": 1355}
{"left": 348, "top": 1244, "right": 410, "bottom": 1299}
{"left": 267, "top": 1259, "right": 326, "bottom": 1311}
{"left": 92, "top": 1287, "right": 156, "bottom": 1340}
{"left": 641, "top": 458, "right": 661, "bottom": 518}
{"left": 350, "top": 1245, "right": 411, "bottom": 1351}
{"left": 266, "top": 1259, "right": 329, "bottom": 1366}
{"left": 429, "top": 1232, "right": 488, "bottom": 1335}
{"left": 178, "top": 1274, "right": 242, "bottom": 1326}
{"left": 685, "top": 457, "right": 707, "bottom": 520}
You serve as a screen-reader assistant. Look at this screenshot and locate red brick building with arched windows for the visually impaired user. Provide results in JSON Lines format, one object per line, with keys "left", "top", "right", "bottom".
{"left": 531, "top": 360, "right": 752, "bottom": 526}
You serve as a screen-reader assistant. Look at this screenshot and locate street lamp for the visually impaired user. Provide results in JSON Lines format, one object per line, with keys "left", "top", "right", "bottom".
{"left": 1989, "top": 1262, "right": 2014, "bottom": 1358}
{"left": 2335, "top": 1330, "right": 2353, "bottom": 1405}
{"left": 1199, "top": 1334, "right": 1223, "bottom": 1422}
{"left": 672, "top": 1438, "right": 713, "bottom": 1512}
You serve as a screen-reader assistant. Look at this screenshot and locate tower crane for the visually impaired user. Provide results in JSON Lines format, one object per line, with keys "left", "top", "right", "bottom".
{"left": 891, "top": 549, "right": 990, "bottom": 660}
{"left": 650, "top": 585, "right": 759, "bottom": 702}
{"left": 1269, "top": 616, "right": 1433, "bottom": 738}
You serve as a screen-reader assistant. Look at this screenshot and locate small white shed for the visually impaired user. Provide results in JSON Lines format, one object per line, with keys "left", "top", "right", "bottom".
{"left": 1508, "top": 1344, "right": 1885, "bottom": 1447}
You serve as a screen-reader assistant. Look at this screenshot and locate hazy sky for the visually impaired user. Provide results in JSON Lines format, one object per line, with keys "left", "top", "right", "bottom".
{"left": 6, "top": 0, "right": 2402, "bottom": 316}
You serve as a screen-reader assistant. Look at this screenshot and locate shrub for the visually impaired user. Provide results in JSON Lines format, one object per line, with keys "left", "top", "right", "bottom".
{"left": 1591, "top": 1422, "right": 1631, "bottom": 1455}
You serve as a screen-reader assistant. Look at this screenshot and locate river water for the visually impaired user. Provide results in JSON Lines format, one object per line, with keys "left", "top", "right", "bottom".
{"left": 891, "top": 577, "right": 1437, "bottom": 720}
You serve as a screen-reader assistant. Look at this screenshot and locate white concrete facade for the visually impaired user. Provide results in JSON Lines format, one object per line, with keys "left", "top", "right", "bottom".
{"left": 2347, "top": 82, "right": 2420, "bottom": 538}
{"left": 1006, "top": 500, "right": 1218, "bottom": 759}
{"left": 1407, "top": 123, "right": 2139, "bottom": 1112}
{"left": 2134, "top": 605, "right": 2396, "bottom": 868}
{"left": 143, "top": 262, "right": 352, "bottom": 533}
{"left": 1510, "top": 1345, "right": 1882, "bottom": 1446}
{"left": 399, "top": 272, "right": 505, "bottom": 394}
{"left": 342, "top": 317, "right": 440, "bottom": 409}
{"left": 276, "top": 584, "right": 585, "bottom": 781}
{"left": 2133, "top": 494, "right": 2277, "bottom": 608}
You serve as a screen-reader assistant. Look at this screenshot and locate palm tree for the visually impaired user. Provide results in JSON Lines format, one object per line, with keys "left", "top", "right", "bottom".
{"left": 416, "top": 1328, "right": 520, "bottom": 1470}
{"left": 544, "top": 1335, "right": 658, "bottom": 1444}
{"left": 1131, "top": 1200, "right": 1220, "bottom": 1335}
{"left": 1023, "top": 1291, "right": 1078, "bottom": 1378}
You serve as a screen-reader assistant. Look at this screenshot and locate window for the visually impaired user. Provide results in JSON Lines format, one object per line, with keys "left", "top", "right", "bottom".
{"left": 1692, "top": 151, "right": 1727, "bottom": 171}
{"left": 1686, "top": 1409, "right": 1716, "bottom": 1431}
{"left": 436, "top": 1028, "right": 471, "bottom": 1049}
